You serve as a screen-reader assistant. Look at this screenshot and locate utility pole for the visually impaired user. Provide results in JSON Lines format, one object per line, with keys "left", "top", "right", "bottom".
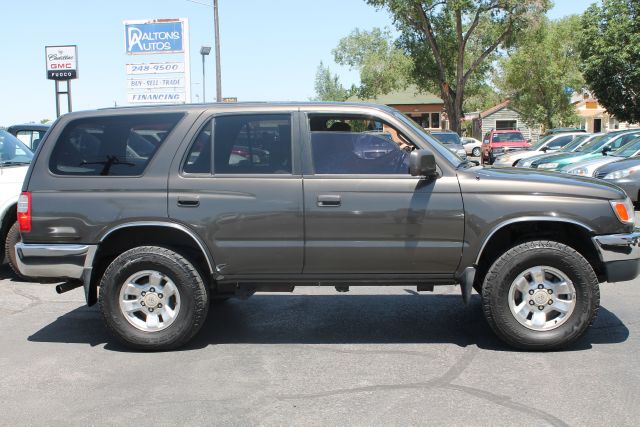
{"left": 213, "top": 0, "right": 222, "bottom": 102}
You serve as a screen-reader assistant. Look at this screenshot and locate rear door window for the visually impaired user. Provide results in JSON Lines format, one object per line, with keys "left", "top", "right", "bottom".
{"left": 49, "top": 113, "right": 183, "bottom": 176}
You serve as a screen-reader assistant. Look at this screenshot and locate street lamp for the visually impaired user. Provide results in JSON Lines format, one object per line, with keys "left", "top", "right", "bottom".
{"left": 186, "top": 0, "right": 223, "bottom": 102}
{"left": 200, "top": 45, "right": 211, "bottom": 102}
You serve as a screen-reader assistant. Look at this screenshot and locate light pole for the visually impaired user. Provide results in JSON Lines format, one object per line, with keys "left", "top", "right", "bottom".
{"left": 213, "top": 0, "right": 222, "bottom": 102}
{"left": 200, "top": 46, "right": 211, "bottom": 102}
{"left": 186, "top": 0, "right": 222, "bottom": 102}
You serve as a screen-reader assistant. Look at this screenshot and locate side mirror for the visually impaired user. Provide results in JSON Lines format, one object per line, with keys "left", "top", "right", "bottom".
{"left": 483, "top": 139, "right": 489, "bottom": 145}
{"left": 541, "top": 146, "right": 548, "bottom": 152}
{"left": 602, "top": 146, "right": 611, "bottom": 155}
{"left": 409, "top": 150, "right": 437, "bottom": 177}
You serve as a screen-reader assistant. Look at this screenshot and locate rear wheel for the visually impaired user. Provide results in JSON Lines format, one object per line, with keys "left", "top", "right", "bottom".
{"left": 482, "top": 240, "right": 599, "bottom": 350}
{"left": 472, "top": 147, "right": 481, "bottom": 157}
{"left": 99, "top": 246, "right": 209, "bottom": 350}
{"left": 5, "top": 222, "right": 25, "bottom": 279}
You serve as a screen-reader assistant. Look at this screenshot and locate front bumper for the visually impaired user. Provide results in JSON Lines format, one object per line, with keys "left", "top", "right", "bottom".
{"left": 592, "top": 231, "right": 640, "bottom": 282}
{"left": 15, "top": 243, "right": 97, "bottom": 283}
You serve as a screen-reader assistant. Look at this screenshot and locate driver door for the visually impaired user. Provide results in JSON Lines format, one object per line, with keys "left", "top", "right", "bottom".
{"left": 301, "top": 112, "right": 464, "bottom": 274}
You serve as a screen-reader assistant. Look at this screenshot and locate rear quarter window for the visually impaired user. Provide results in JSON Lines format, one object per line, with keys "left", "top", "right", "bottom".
{"left": 49, "top": 113, "right": 183, "bottom": 176}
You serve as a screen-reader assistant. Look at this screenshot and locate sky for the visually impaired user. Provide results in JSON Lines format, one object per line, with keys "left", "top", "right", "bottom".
{"left": 1, "top": 0, "right": 596, "bottom": 125}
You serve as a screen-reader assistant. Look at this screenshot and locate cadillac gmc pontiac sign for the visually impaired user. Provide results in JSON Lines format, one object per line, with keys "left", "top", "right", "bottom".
{"left": 45, "top": 45, "right": 78, "bottom": 80}
{"left": 124, "top": 19, "right": 184, "bottom": 54}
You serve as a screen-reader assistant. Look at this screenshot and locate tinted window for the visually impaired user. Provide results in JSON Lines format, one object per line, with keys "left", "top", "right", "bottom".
{"left": 547, "top": 135, "right": 573, "bottom": 148}
{"left": 0, "top": 130, "right": 33, "bottom": 164}
{"left": 183, "top": 121, "right": 212, "bottom": 174}
{"left": 213, "top": 114, "right": 292, "bottom": 174}
{"left": 312, "top": 132, "right": 409, "bottom": 174}
{"left": 50, "top": 113, "right": 182, "bottom": 176}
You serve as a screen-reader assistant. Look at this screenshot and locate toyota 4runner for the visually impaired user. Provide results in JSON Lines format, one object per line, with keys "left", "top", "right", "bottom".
{"left": 15, "top": 103, "right": 640, "bottom": 351}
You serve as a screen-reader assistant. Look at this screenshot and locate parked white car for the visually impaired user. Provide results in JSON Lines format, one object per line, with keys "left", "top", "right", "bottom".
{"left": 461, "top": 137, "right": 482, "bottom": 157}
{"left": 0, "top": 130, "right": 33, "bottom": 275}
{"left": 493, "top": 132, "right": 586, "bottom": 167}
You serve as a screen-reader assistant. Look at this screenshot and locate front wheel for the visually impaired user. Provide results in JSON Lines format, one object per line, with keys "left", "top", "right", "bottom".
{"left": 472, "top": 147, "right": 481, "bottom": 157}
{"left": 482, "top": 240, "right": 599, "bottom": 350}
{"left": 99, "top": 246, "right": 209, "bottom": 350}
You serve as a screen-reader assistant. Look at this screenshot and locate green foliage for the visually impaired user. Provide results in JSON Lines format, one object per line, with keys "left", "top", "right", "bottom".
{"left": 40, "top": 119, "right": 51, "bottom": 124}
{"left": 501, "top": 16, "right": 584, "bottom": 129}
{"left": 580, "top": 0, "right": 640, "bottom": 124}
{"left": 333, "top": 28, "right": 413, "bottom": 99}
{"left": 312, "top": 62, "right": 351, "bottom": 101}
{"left": 362, "top": 0, "right": 551, "bottom": 132}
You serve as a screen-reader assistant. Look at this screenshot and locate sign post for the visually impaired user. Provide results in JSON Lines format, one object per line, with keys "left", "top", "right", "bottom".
{"left": 45, "top": 45, "right": 78, "bottom": 117}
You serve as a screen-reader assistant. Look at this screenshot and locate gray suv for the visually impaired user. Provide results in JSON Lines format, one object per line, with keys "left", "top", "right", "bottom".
{"left": 15, "top": 103, "right": 640, "bottom": 351}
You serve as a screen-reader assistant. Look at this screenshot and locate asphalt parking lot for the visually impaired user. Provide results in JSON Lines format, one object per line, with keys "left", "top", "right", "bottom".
{"left": 0, "top": 264, "right": 638, "bottom": 426}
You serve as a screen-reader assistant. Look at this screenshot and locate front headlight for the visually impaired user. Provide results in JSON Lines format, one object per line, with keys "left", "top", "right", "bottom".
{"left": 566, "top": 167, "right": 588, "bottom": 176}
{"left": 604, "top": 166, "right": 640, "bottom": 180}
{"left": 538, "top": 162, "right": 559, "bottom": 169}
{"left": 456, "top": 149, "right": 467, "bottom": 158}
{"left": 610, "top": 198, "right": 635, "bottom": 225}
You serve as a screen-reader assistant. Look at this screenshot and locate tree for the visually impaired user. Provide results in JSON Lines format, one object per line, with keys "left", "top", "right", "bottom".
{"left": 364, "top": 0, "right": 550, "bottom": 133}
{"left": 333, "top": 28, "right": 413, "bottom": 99}
{"left": 312, "top": 62, "right": 351, "bottom": 101}
{"left": 40, "top": 119, "right": 51, "bottom": 124}
{"left": 580, "top": 0, "right": 640, "bottom": 124}
{"left": 500, "top": 16, "right": 584, "bottom": 130}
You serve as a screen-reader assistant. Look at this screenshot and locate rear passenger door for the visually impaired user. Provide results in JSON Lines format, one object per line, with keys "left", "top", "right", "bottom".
{"left": 168, "top": 111, "right": 304, "bottom": 276}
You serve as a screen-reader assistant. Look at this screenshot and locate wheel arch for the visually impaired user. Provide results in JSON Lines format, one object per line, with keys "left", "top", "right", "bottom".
{"left": 473, "top": 218, "right": 604, "bottom": 291}
{"left": 86, "top": 221, "right": 216, "bottom": 306}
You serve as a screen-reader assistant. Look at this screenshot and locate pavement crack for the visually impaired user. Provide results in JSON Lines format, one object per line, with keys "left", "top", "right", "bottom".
{"left": 445, "top": 383, "right": 569, "bottom": 427}
{"left": 277, "top": 345, "right": 478, "bottom": 400}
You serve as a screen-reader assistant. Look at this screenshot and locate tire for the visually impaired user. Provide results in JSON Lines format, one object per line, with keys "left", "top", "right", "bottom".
{"left": 99, "top": 246, "right": 209, "bottom": 351}
{"left": 482, "top": 240, "right": 599, "bottom": 350}
{"left": 472, "top": 147, "right": 481, "bottom": 157}
{"left": 5, "top": 222, "right": 26, "bottom": 279}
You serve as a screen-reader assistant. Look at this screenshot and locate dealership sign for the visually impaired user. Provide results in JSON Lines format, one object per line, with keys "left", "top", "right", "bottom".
{"left": 126, "top": 62, "right": 185, "bottom": 75}
{"left": 127, "top": 92, "right": 186, "bottom": 103}
{"left": 45, "top": 45, "right": 78, "bottom": 80}
{"left": 124, "top": 19, "right": 184, "bottom": 54}
{"left": 127, "top": 77, "right": 184, "bottom": 89}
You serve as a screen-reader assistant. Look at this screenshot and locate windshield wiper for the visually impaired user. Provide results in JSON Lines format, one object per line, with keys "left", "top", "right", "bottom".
{"left": 80, "top": 155, "right": 135, "bottom": 176}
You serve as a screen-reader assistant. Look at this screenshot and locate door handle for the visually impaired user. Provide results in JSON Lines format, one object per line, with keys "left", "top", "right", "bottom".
{"left": 317, "top": 195, "right": 341, "bottom": 207}
{"left": 177, "top": 196, "right": 200, "bottom": 207}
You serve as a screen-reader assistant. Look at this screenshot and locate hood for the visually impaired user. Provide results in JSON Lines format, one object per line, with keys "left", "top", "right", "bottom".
{"left": 0, "top": 165, "right": 29, "bottom": 207}
{"left": 594, "top": 157, "right": 640, "bottom": 175}
{"left": 460, "top": 166, "right": 627, "bottom": 200}
{"left": 0, "top": 164, "right": 30, "bottom": 184}
{"left": 562, "top": 156, "right": 622, "bottom": 173}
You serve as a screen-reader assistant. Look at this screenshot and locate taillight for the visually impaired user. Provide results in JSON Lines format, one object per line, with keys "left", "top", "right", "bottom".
{"left": 17, "top": 192, "right": 31, "bottom": 232}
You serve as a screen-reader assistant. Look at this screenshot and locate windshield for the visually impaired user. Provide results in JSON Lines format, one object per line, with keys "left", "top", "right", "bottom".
{"left": 0, "top": 130, "right": 33, "bottom": 165}
{"left": 614, "top": 137, "right": 640, "bottom": 157}
{"left": 530, "top": 135, "right": 554, "bottom": 150}
{"left": 576, "top": 133, "right": 615, "bottom": 152}
{"left": 393, "top": 111, "right": 462, "bottom": 164}
{"left": 431, "top": 132, "right": 460, "bottom": 145}
{"left": 492, "top": 132, "right": 525, "bottom": 142}
{"left": 561, "top": 134, "right": 591, "bottom": 152}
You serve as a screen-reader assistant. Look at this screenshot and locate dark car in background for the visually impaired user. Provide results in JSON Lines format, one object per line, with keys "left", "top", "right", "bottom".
{"left": 7, "top": 123, "right": 50, "bottom": 151}
{"left": 542, "top": 127, "right": 587, "bottom": 137}
{"left": 430, "top": 131, "right": 467, "bottom": 159}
